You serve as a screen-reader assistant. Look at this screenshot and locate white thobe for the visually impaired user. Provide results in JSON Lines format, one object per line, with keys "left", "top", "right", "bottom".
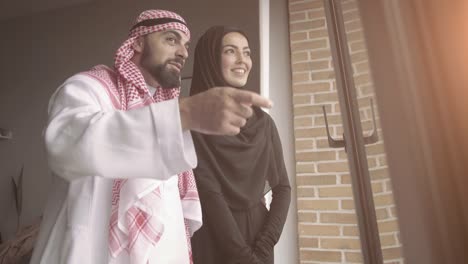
{"left": 30, "top": 73, "right": 196, "bottom": 264}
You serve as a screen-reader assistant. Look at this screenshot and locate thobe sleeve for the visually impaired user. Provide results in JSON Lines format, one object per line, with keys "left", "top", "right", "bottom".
{"left": 253, "top": 122, "right": 291, "bottom": 262}
{"left": 44, "top": 74, "right": 196, "bottom": 181}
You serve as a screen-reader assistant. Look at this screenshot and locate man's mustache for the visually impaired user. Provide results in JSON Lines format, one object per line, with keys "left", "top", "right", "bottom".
{"left": 167, "top": 58, "right": 185, "bottom": 69}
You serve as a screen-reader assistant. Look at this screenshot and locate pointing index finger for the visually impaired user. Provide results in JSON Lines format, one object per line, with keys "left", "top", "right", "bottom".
{"left": 230, "top": 89, "right": 273, "bottom": 109}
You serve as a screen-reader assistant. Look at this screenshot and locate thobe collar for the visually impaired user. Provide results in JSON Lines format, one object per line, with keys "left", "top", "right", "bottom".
{"left": 147, "top": 84, "right": 157, "bottom": 96}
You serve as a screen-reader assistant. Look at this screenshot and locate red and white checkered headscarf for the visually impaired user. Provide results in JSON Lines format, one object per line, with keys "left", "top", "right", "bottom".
{"left": 82, "top": 9, "right": 200, "bottom": 264}
{"left": 115, "top": 9, "right": 191, "bottom": 110}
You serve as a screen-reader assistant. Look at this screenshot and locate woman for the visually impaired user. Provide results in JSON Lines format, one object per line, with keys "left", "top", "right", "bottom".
{"left": 189, "top": 26, "right": 291, "bottom": 264}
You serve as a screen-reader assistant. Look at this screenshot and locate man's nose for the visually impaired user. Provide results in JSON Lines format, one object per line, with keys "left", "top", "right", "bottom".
{"left": 176, "top": 44, "right": 188, "bottom": 60}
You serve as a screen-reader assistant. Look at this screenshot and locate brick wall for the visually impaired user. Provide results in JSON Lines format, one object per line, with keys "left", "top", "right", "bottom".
{"left": 288, "top": 0, "right": 404, "bottom": 263}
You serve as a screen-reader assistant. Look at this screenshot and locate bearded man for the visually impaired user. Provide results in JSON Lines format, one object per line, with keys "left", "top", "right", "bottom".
{"left": 31, "top": 9, "right": 271, "bottom": 264}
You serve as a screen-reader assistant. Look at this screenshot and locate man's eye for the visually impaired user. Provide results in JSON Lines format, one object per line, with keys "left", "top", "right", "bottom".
{"left": 167, "top": 37, "right": 176, "bottom": 43}
{"left": 225, "top": 49, "right": 235, "bottom": 54}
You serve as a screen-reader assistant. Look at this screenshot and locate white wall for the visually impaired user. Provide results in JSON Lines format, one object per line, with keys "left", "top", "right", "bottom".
{"left": 0, "top": 0, "right": 259, "bottom": 239}
{"left": 268, "top": 1, "right": 300, "bottom": 263}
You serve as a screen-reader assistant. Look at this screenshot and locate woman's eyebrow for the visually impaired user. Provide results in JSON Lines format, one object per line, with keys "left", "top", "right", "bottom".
{"left": 222, "top": 44, "right": 237, "bottom": 49}
{"left": 222, "top": 44, "right": 250, "bottom": 50}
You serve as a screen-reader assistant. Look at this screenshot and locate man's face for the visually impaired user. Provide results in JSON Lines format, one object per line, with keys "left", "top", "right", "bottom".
{"left": 139, "top": 29, "right": 190, "bottom": 88}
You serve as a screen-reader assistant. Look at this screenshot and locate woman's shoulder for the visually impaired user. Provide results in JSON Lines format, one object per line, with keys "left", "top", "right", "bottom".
{"left": 253, "top": 106, "right": 273, "bottom": 120}
{"left": 254, "top": 107, "right": 278, "bottom": 129}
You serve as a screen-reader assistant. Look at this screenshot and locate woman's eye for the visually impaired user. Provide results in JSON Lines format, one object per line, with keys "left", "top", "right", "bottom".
{"left": 225, "top": 49, "right": 235, "bottom": 54}
{"left": 244, "top": 51, "right": 251, "bottom": 57}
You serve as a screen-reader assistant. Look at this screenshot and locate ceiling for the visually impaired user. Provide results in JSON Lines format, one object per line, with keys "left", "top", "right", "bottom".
{"left": 0, "top": 0, "right": 95, "bottom": 21}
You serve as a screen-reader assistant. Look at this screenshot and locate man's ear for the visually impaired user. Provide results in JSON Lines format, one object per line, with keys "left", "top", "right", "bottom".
{"left": 132, "top": 36, "right": 145, "bottom": 53}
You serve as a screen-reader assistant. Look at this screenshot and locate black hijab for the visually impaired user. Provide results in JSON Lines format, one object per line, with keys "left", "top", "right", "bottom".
{"left": 190, "top": 26, "right": 250, "bottom": 93}
{"left": 190, "top": 26, "right": 284, "bottom": 209}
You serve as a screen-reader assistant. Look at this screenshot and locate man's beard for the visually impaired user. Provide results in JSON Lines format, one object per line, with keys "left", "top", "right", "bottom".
{"left": 141, "top": 49, "right": 182, "bottom": 89}
{"left": 150, "top": 62, "right": 181, "bottom": 89}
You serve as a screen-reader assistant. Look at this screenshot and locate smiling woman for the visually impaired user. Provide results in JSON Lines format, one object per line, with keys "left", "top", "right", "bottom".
{"left": 189, "top": 26, "right": 291, "bottom": 264}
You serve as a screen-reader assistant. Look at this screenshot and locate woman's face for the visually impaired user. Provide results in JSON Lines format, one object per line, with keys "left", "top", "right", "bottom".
{"left": 220, "top": 32, "right": 252, "bottom": 88}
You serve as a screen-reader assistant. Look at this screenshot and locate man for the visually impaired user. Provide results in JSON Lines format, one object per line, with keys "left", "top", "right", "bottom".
{"left": 30, "top": 9, "right": 271, "bottom": 264}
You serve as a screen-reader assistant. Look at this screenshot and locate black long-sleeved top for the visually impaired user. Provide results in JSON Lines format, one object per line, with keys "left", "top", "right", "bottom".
{"left": 191, "top": 109, "right": 291, "bottom": 264}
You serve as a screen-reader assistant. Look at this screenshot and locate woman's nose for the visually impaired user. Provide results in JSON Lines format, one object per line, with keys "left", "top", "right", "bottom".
{"left": 236, "top": 52, "right": 247, "bottom": 63}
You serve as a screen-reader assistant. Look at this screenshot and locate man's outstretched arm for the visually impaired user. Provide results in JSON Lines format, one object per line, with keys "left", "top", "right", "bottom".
{"left": 179, "top": 87, "right": 273, "bottom": 135}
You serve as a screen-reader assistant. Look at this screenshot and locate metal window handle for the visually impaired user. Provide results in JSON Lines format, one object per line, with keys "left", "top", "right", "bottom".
{"left": 363, "top": 98, "right": 379, "bottom": 145}
{"left": 321, "top": 98, "right": 379, "bottom": 149}
{"left": 322, "top": 105, "right": 346, "bottom": 149}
